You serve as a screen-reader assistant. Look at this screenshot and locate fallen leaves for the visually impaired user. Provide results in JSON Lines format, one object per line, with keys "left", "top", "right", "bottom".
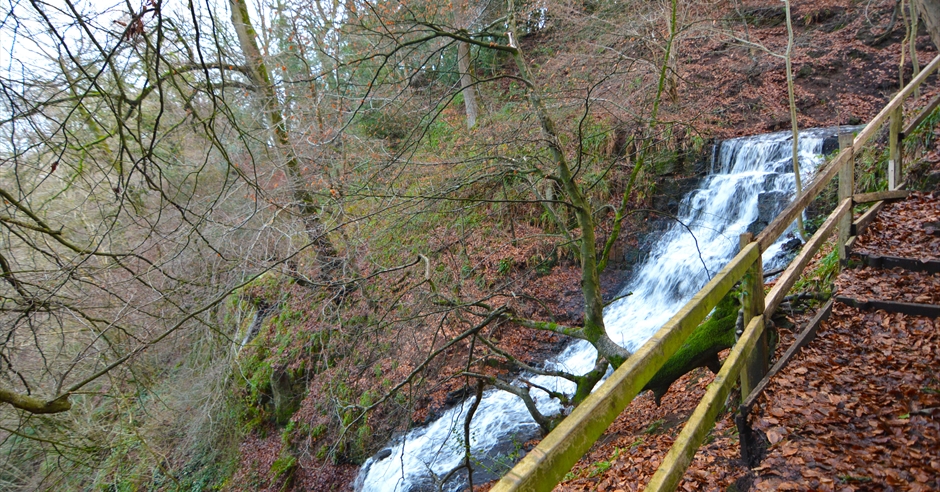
{"left": 836, "top": 266, "right": 940, "bottom": 304}
{"left": 744, "top": 191, "right": 940, "bottom": 491}
{"left": 766, "top": 427, "right": 787, "bottom": 445}
{"left": 851, "top": 192, "right": 940, "bottom": 261}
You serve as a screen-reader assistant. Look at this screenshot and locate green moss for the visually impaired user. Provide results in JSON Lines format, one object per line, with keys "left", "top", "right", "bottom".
{"left": 643, "top": 292, "right": 739, "bottom": 404}
{"left": 643, "top": 418, "right": 666, "bottom": 435}
{"left": 792, "top": 248, "right": 839, "bottom": 298}
{"left": 270, "top": 453, "right": 297, "bottom": 479}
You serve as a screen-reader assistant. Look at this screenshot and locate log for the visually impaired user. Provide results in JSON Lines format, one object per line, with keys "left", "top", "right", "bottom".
{"left": 853, "top": 189, "right": 909, "bottom": 204}
{"left": 848, "top": 253, "right": 940, "bottom": 274}
{"left": 642, "top": 293, "right": 739, "bottom": 405}
{"left": 835, "top": 296, "right": 940, "bottom": 318}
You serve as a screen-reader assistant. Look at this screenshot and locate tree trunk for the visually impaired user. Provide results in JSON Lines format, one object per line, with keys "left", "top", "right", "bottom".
{"left": 915, "top": 0, "right": 940, "bottom": 49}
{"left": 643, "top": 292, "right": 739, "bottom": 405}
{"left": 506, "top": 24, "right": 630, "bottom": 370}
{"left": 457, "top": 41, "right": 480, "bottom": 129}
{"left": 228, "top": 0, "right": 341, "bottom": 280}
{"left": 784, "top": 0, "right": 807, "bottom": 240}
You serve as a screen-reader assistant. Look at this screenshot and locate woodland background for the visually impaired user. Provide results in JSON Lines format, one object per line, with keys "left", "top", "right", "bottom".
{"left": 0, "top": 0, "right": 938, "bottom": 490}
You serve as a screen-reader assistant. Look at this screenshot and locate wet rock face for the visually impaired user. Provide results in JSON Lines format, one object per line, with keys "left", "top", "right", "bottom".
{"left": 438, "top": 426, "right": 540, "bottom": 491}
{"left": 781, "top": 236, "right": 802, "bottom": 253}
{"left": 651, "top": 176, "right": 708, "bottom": 216}
{"left": 403, "top": 475, "right": 437, "bottom": 492}
{"left": 748, "top": 190, "right": 790, "bottom": 236}
{"left": 821, "top": 134, "right": 842, "bottom": 156}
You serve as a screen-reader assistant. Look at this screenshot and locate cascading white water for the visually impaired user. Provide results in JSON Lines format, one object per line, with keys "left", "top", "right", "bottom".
{"left": 355, "top": 127, "right": 851, "bottom": 492}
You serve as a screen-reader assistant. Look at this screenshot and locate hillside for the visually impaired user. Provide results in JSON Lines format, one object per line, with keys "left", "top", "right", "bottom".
{"left": 0, "top": 0, "right": 937, "bottom": 491}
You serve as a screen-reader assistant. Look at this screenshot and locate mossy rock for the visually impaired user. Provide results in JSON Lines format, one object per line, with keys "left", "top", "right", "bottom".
{"left": 643, "top": 292, "right": 739, "bottom": 404}
{"left": 271, "top": 364, "right": 308, "bottom": 426}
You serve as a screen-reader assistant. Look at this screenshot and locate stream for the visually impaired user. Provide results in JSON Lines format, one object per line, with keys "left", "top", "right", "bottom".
{"left": 354, "top": 127, "right": 853, "bottom": 492}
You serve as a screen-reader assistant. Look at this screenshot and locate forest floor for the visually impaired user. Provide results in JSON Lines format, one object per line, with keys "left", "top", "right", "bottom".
{"left": 535, "top": 190, "right": 940, "bottom": 492}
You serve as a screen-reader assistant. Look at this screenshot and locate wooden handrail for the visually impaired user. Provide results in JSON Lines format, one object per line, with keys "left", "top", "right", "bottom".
{"left": 764, "top": 198, "right": 851, "bottom": 315}
{"left": 903, "top": 92, "right": 940, "bottom": 136}
{"left": 756, "top": 53, "right": 940, "bottom": 251}
{"left": 643, "top": 54, "right": 939, "bottom": 490}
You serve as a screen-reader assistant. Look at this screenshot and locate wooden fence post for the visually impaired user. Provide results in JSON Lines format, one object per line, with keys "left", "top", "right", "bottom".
{"left": 837, "top": 134, "right": 855, "bottom": 261}
{"left": 889, "top": 106, "right": 903, "bottom": 190}
{"left": 738, "top": 233, "right": 765, "bottom": 399}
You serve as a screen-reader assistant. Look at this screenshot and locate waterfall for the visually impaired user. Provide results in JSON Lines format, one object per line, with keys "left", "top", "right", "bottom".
{"left": 354, "top": 127, "right": 853, "bottom": 492}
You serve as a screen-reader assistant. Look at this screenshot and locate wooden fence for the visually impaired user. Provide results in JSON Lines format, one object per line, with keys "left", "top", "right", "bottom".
{"left": 491, "top": 53, "right": 940, "bottom": 492}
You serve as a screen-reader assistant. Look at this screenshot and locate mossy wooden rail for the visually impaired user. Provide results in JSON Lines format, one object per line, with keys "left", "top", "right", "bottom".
{"left": 491, "top": 53, "right": 940, "bottom": 492}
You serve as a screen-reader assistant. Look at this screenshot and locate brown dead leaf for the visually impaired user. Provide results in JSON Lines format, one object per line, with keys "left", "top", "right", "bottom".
{"left": 766, "top": 427, "right": 786, "bottom": 445}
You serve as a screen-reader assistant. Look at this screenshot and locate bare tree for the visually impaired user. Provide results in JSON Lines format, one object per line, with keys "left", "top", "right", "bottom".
{"left": 309, "top": 0, "right": 693, "bottom": 436}
{"left": 0, "top": 0, "right": 320, "bottom": 460}
{"left": 783, "top": 0, "right": 808, "bottom": 239}
{"left": 719, "top": 1, "right": 808, "bottom": 239}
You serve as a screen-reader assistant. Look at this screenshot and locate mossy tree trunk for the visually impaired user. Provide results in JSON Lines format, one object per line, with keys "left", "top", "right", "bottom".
{"left": 642, "top": 292, "right": 740, "bottom": 405}
{"left": 0, "top": 387, "right": 72, "bottom": 414}
{"left": 506, "top": 15, "right": 630, "bottom": 376}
